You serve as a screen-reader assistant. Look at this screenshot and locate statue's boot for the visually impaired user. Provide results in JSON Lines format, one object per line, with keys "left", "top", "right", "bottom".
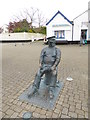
{"left": 28, "top": 86, "right": 37, "bottom": 98}
{"left": 49, "top": 88, "right": 54, "bottom": 99}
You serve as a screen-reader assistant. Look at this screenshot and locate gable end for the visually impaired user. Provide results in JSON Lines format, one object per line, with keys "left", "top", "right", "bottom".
{"left": 46, "top": 10, "right": 72, "bottom": 25}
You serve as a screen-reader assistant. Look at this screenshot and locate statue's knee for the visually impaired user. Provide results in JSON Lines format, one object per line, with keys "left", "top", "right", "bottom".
{"left": 35, "top": 72, "right": 40, "bottom": 78}
{"left": 36, "top": 70, "right": 41, "bottom": 77}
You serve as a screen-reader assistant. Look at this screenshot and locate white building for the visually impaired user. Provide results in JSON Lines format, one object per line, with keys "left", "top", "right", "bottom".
{"left": 46, "top": 11, "right": 73, "bottom": 43}
{"left": 73, "top": 10, "right": 88, "bottom": 41}
{"left": 46, "top": 10, "right": 89, "bottom": 43}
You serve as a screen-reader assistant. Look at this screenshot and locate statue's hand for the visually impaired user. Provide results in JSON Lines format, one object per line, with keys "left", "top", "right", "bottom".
{"left": 44, "top": 66, "right": 51, "bottom": 72}
{"left": 39, "top": 63, "right": 43, "bottom": 68}
{"left": 51, "top": 65, "right": 56, "bottom": 71}
{"left": 39, "top": 63, "right": 42, "bottom": 68}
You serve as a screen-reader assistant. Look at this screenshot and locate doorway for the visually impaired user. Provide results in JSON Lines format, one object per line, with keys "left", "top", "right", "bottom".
{"left": 81, "top": 29, "right": 87, "bottom": 40}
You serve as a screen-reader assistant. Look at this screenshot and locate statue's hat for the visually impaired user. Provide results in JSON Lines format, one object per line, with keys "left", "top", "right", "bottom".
{"left": 47, "top": 36, "right": 56, "bottom": 40}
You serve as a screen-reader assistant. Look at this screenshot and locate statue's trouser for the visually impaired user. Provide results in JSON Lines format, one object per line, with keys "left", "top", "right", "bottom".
{"left": 33, "top": 67, "right": 57, "bottom": 92}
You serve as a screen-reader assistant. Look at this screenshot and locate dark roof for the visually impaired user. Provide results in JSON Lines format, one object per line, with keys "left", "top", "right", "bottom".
{"left": 46, "top": 10, "right": 72, "bottom": 25}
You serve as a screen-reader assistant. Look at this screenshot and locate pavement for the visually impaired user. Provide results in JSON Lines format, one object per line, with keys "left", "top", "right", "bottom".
{"left": 1, "top": 42, "right": 88, "bottom": 118}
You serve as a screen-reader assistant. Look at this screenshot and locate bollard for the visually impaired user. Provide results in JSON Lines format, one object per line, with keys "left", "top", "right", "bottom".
{"left": 15, "top": 43, "right": 16, "bottom": 46}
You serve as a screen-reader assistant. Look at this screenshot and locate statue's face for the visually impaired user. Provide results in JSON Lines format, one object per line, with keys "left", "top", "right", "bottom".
{"left": 48, "top": 39, "right": 56, "bottom": 47}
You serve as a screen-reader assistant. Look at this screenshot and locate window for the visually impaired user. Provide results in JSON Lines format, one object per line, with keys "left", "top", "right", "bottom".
{"left": 54, "top": 30, "right": 65, "bottom": 39}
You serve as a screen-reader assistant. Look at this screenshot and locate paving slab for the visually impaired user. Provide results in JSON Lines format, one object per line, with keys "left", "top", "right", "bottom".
{"left": 19, "top": 79, "right": 63, "bottom": 110}
{"left": 1, "top": 42, "right": 88, "bottom": 118}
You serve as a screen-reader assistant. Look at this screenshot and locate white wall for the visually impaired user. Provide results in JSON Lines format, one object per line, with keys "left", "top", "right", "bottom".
{"left": 65, "top": 30, "right": 72, "bottom": 40}
{"left": 46, "top": 13, "right": 72, "bottom": 41}
{"left": 47, "top": 10, "right": 89, "bottom": 42}
{"left": 0, "top": 32, "right": 45, "bottom": 41}
{"left": 73, "top": 11, "right": 88, "bottom": 41}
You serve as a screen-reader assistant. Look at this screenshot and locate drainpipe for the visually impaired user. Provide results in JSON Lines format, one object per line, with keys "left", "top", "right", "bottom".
{"left": 72, "top": 21, "right": 74, "bottom": 41}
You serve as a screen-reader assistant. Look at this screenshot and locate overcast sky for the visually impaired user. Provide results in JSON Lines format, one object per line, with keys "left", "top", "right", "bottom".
{"left": 0, "top": 0, "right": 89, "bottom": 27}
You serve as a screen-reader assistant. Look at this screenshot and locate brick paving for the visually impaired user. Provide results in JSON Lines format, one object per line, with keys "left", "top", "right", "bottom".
{"left": 1, "top": 42, "right": 88, "bottom": 118}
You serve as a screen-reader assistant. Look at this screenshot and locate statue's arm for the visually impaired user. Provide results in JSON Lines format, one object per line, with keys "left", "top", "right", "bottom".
{"left": 51, "top": 48, "right": 61, "bottom": 70}
{"left": 39, "top": 49, "right": 44, "bottom": 67}
{"left": 55, "top": 48, "right": 61, "bottom": 67}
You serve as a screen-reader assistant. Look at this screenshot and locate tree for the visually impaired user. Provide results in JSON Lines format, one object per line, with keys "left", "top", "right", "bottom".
{"left": 24, "top": 7, "right": 37, "bottom": 28}
{"left": 14, "top": 19, "right": 30, "bottom": 32}
{"left": 7, "top": 19, "right": 30, "bottom": 33}
{"left": 0, "top": 27, "right": 3, "bottom": 33}
{"left": 32, "top": 26, "right": 46, "bottom": 35}
{"left": 8, "top": 7, "right": 47, "bottom": 33}
{"left": 10, "top": 7, "right": 47, "bottom": 28}
{"left": 8, "top": 22, "right": 15, "bottom": 33}
{"left": 37, "top": 9, "right": 46, "bottom": 27}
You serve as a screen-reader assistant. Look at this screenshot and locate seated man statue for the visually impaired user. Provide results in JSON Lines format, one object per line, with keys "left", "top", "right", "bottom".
{"left": 28, "top": 36, "right": 61, "bottom": 99}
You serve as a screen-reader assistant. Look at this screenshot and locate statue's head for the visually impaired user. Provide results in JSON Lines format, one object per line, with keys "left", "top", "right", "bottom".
{"left": 47, "top": 36, "right": 56, "bottom": 47}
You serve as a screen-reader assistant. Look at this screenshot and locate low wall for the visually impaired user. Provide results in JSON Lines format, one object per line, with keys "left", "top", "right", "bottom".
{"left": 0, "top": 32, "right": 45, "bottom": 41}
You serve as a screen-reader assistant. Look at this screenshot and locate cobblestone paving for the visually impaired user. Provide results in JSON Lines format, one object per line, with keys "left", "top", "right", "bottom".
{"left": 1, "top": 42, "right": 88, "bottom": 118}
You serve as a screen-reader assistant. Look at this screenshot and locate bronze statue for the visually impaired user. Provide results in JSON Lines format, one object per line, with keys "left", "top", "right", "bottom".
{"left": 28, "top": 36, "right": 61, "bottom": 99}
